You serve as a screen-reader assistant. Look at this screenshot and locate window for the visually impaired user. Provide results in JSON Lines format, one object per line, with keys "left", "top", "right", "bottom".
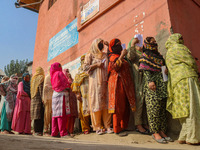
{"left": 48, "top": 0, "right": 57, "bottom": 9}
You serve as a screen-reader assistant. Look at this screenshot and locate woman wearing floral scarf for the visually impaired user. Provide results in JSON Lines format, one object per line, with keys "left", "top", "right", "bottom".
{"left": 139, "top": 37, "right": 172, "bottom": 143}
{"left": 166, "top": 33, "right": 200, "bottom": 145}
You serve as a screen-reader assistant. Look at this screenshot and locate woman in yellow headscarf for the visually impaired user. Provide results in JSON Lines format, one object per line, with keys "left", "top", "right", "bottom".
{"left": 71, "top": 55, "right": 90, "bottom": 134}
{"left": 31, "top": 67, "right": 45, "bottom": 136}
{"left": 166, "top": 33, "right": 200, "bottom": 145}
{"left": 42, "top": 67, "right": 53, "bottom": 136}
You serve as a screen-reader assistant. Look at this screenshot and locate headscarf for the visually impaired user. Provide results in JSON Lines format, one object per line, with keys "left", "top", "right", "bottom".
{"left": 50, "top": 62, "right": 70, "bottom": 92}
{"left": 165, "top": 33, "right": 184, "bottom": 49}
{"left": 89, "top": 38, "right": 104, "bottom": 59}
{"left": 63, "top": 69, "right": 73, "bottom": 84}
{"left": 165, "top": 33, "right": 198, "bottom": 118}
{"left": 43, "top": 66, "right": 53, "bottom": 104}
{"left": 31, "top": 67, "right": 45, "bottom": 99}
{"left": 139, "top": 37, "right": 165, "bottom": 72}
{"left": 107, "top": 38, "right": 123, "bottom": 77}
{"left": 1, "top": 76, "right": 9, "bottom": 83}
{"left": 71, "top": 55, "right": 89, "bottom": 93}
{"left": 22, "top": 73, "right": 31, "bottom": 97}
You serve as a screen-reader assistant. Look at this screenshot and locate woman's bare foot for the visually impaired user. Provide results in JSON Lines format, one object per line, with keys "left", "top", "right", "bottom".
{"left": 159, "top": 131, "right": 167, "bottom": 138}
{"left": 153, "top": 133, "right": 163, "bottom": 140}
{"left": 1, "top": 130, "right": 10, "bottom": 134}
{"left": 136, "top": 125, "right": 146, "bottom": 132}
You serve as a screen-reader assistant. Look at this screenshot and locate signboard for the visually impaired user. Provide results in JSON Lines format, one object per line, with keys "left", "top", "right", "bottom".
{"left": 47, "top": 18, "right": 79, "bottom": 61}
{"left": 81, "top": 0, "right": 99, "bottom": 24}
{"left": 62, "top": 56, "right": 81, "bottom": 78}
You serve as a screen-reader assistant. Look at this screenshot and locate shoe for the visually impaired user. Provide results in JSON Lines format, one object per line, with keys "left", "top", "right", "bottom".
{"left": 152, "top": 135, "right": 168, "bottom": 144}
{"left": 164, "top": 137, "right": 174, "bottom": 142}
{"left": 136, "top": 128, "right": 150, "bottom": 135}
{"left": 106, "top": 128, "right": 114, "bottom": 134}
{"left": 116, "top": 131, "right": 128, "bottom": 137}
{"left": 84, "top": 130, "right": 89, "bottom": 134}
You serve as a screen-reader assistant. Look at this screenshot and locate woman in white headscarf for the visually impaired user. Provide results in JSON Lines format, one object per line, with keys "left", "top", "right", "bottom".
{"left": 83, "top": 38, "right": 112, "bottom": 135}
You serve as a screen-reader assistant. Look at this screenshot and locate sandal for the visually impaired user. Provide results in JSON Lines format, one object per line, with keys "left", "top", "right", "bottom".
{"left": 152, "top": 135, "right": 167, "bottom": 144}
{"left": 33, "top": 132, "right": 42, "bottom": 136}
{"left": 164, "top": 137, "right": 174, "bottom": 142}
{"left": 136, "top": 128, "right": 150, "bottom": 135}
{"left": 96, "top": 129, "right": 104, "bottom": 135}
{"left": 116, "top": 131, "right": 128, "bottom": 137}
{"left": 186, "top": 142, "right": 200, "bottom": 145}
{"left": 178, "top": 140, "right": 186, "bottom": 144}
{"left": 106, "top": 128, "right": 114, "bottom": 134}
{"left": 1, "top": 130, "right": 10, "bottom": 134}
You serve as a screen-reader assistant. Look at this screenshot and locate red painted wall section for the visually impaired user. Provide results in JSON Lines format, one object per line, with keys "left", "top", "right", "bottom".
{"left": 33, "top": 0, "right": 172, "bottom": 74}
{"left": 168, "top": 0, "right": 200, "bottom": 70}
{"left": 33, "top": 0, "right": 78, "bottom": 74}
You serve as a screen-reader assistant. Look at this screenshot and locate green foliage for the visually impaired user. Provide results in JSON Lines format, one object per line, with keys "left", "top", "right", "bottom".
{"left": 4, "top": 59, "right": 29, "bottom": 77}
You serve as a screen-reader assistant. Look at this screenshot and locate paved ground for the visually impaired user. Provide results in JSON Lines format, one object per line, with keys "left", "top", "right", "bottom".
{"left": 0, "top": 131, "right": 199, "bottom": 150}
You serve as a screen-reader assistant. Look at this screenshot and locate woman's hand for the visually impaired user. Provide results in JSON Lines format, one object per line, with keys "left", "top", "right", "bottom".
{"left": 104, "top": 41, "right": 109, "bottom": 46}
{"left": 119, "top": 49, "right": 128, "bottom": 60}
{"left": 131, "top": 38, "right": 139, "bottom": 47}
{"left": 149, "top": 82, "right": 156, "bottom": 91}
{"left": 165, "top": 68, "right": 168, "bottom": 75}
{"left": 97, "top": 62, "right": 104, "bottom": 68}
{"left": 76, "top": 93, "right": 82, "bottom": 102}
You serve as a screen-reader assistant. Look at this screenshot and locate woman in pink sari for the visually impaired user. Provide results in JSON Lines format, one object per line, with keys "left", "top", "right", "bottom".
{"left": 12, "top": 73, "right": 31, "bottom": 134}
{"left": 50, "top": 63, "right": 71, "bottom": 138}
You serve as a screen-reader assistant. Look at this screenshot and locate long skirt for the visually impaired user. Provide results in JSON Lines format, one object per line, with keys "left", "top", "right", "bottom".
{"left": 112, "top": 78, "right": 130, "bottom": 133}
{"left": 0, "top": 102, "right": 11, "bottom": 132}
{"left": 178, "top": 77, "right": 200, "bottom": 144}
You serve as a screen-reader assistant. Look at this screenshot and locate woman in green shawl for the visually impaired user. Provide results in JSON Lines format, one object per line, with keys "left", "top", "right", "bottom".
{"left": 165, "top": 33, "right": 200, "bottom": 145}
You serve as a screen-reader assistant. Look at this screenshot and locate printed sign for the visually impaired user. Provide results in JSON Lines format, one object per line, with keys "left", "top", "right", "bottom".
{"left": 62, "top": 56, "right": 81, "bottom": 78}
{"left": 81, "top": 0, "right": 99, "bottom": 24}
{"left": 47, "top": 18, "right": 79, "bottom": 61}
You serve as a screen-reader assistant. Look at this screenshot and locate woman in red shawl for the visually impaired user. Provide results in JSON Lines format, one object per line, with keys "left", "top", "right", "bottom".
{"left": 50, "top": 62, "right": 71, "bottom": 138}
{"left": 63, "top": 68, "right": 78, "bottom": 137}
{"left": 108, "top": 39, "right": 136, "bottom": 136}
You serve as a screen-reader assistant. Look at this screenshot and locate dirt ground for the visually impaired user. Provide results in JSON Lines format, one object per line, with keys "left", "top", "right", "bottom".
{"left": 0, "top": 131, "right": 199, "bottom": 150}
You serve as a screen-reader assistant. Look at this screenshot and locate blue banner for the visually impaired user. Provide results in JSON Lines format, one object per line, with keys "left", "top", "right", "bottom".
{"left": 47, "top": 18, "right": 79, "bottom": 61}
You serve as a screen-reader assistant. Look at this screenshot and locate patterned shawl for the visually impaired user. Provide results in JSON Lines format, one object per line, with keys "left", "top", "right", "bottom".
{"left": 139, "top": 38, "right": 165, "bottom": 72}
{"left": 31, "top": 67, "right": 45, "bottom": 99}
{"left": 165, "top": 33, "right": 198, "bottom": 118}
{"left": 71, "top": 56, "right": 89, "bottom": 93}
{"left": 50, "top": 62, "right": 70, "bottom": 92}
{"left": 22, "top": 73, "right": 31, "bottom": 97}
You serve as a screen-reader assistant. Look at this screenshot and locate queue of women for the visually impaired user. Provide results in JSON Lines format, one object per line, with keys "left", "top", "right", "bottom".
{"left": 0, "top": 33, "right": 199, "bottom": 145}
